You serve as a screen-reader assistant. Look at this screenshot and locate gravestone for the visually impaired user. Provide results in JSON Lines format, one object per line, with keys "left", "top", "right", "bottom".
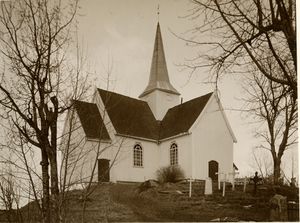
{"left": 269, "top": 194, "right": 288, "bottom": 221}
{"left": 205, "top": 177, "right": 212, "bottom": 195}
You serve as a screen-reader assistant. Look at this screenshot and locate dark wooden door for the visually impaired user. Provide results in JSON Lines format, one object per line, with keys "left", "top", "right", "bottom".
{"left": 208, "top": 160, "right": 218, "bottom": 181}
{"left": 98, "top": 159, "right": 110, "bottom": 182}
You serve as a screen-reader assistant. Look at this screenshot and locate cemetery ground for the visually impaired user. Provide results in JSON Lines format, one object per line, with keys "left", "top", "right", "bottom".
{"left": 0, "top": 181, "right": 298, "bottom": 222}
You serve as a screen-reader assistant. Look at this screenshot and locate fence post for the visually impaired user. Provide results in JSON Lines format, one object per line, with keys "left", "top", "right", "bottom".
{"left": 243, "top": 177, "right": 247, "bottom": 192}
{"left": 222, "top": 174, "right": 227, "bottom": 197}
{"left": 188, "top": 178, "right": 194, "bottom": 198}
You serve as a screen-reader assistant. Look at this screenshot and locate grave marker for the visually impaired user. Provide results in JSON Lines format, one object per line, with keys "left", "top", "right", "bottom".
{"left": 243, "top": 177, "right": 247, "bottom": 192}
{"left": 205, "top": 177, "right": 212, "bottom": 195}
{"left": 216, "top": 172, "right": 225, "bottom": 190}
{"left": 188, "top": 178, "right": 195, "bottom": 197}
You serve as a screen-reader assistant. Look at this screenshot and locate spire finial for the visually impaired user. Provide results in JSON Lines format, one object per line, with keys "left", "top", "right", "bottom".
{"left": 157, "top": 4, "right": 160, "bottom": 22}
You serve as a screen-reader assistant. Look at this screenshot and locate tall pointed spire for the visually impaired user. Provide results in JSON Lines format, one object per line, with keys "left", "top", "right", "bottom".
{"left": 139, "top": 23, "right": 180, "bottom": 98}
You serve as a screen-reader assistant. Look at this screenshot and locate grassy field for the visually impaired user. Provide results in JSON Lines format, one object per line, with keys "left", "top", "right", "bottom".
{"left": 0, "top": 182, "right": 298, "bottom": 222}
{"left": 62, "top": 182, "right": 272, "bottom": 222}
{"left": 109, "top": 183, "right": 271, "bottom": 222}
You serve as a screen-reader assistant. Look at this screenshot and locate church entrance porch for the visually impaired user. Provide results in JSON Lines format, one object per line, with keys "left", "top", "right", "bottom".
{"left": 98, "top": 159, "right": 110, "bottom": 182}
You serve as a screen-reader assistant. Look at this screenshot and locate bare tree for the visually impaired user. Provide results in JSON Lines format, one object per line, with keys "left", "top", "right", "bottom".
{"left": 0, "top": 117, "right": 48, "bottom": 222}
{"left": 251, "top": 147, "right": 273, "bottom": 181}
{"left": 244, "top": 71, "right": 297, "bottom": 184}
{"left": 183, "top": 0, "right": 296, "bottom": 99}
{"left": 182, "top": 0, "right": 297, "bottom": 185}
{"left": 0, "top": 0, "right": 83, "bottom": 222}
{"left": 0, "top": 157, "right": 24, "bottom": 223}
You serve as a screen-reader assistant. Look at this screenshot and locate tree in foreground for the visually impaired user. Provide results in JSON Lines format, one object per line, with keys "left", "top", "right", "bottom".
{"left": 244, "top": 68, "right": 297, "bottom": 184}
{"left": 0, "top": 0, "right": 85, "bottom": 222}
{"left": 183, "top": 0, "right": 297, "bottom": 185}
{"left": 185, "top": 0, "right": 296, "bottom": 99}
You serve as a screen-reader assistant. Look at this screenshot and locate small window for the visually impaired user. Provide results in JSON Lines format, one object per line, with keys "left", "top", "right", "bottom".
{"left": 170, "top": 143, "right": 178, "bottom": 165}
{"left": 133, "top": 144, "right": 143, "bottom": 167}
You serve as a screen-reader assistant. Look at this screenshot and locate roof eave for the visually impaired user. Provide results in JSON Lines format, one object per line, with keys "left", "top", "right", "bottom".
{"left": 214, "top": 93, "right": 237, "bottom": 143}
{"left": 115, "top": 133, "right": 158, "bottom": 143}
{"left": 86, "top": 137, "right": 112, "bottom": 143}
{"left": 158, "top": 131, "right": 191, "bottom": 143}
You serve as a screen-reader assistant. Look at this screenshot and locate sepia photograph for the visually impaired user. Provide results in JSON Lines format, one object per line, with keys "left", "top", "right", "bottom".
{"left": 0, "top": 0, "right": 298, "bottom": 222}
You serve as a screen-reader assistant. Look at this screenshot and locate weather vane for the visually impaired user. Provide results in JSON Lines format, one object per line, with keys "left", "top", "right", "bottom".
{"left": 157, "top": 4, "right": 160, "bottom": 21}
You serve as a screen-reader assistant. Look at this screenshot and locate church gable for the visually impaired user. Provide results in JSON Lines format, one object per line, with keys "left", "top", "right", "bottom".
{"left": 190, "top": 93, "right": 237, "bottom": 143}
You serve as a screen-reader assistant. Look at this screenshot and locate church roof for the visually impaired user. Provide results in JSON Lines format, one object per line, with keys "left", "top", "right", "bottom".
{"left": 159, "top": 92, "right": 213, "bottom": 139}
{"left": 139, "top": 23, "right": 180, "bottom": 98}
{"left": 94, "top": 88, "right": 212, "bottom": 141}
{"left": 74, "top": 100, "right": 110, "bottom": 140}
{"left": 98, "top": 89, "right": 160, "bottom": 140}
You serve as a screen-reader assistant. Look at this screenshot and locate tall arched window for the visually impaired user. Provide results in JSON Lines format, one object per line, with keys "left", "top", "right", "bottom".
{"left": 170, "top": 143, "right": 178, "bottom": 165}
{"left": 133, "top": 144, "right": 143, "bottom": 167}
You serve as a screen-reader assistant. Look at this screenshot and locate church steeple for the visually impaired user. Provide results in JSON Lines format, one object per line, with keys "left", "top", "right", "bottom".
{"left": 139, "top": 23, "right": 180, "bottom": 121}
{"left": 139, "top": 23, "right": 180, "bottom": 98}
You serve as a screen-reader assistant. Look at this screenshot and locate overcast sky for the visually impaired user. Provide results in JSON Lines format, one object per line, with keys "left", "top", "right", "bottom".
{"left": 75, "top": 0, "right": 298, "bottom": 178}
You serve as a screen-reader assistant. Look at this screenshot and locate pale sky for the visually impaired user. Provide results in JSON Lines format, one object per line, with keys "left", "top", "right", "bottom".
{"left": 75, "top": 0, "right": 298, "bottom": 178}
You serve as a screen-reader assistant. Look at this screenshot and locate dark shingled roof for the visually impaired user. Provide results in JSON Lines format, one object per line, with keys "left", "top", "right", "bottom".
{"left": 74, "top": 100, "right": 110, "bottom": 140}
{"left": 98, "top": 89, "right": 160, "bottom": 140}
{"left": 98, "top": 89, "right": 212, "bottom": 141}
{"left": 74, "top": 89, "right": 213, "bottom": 141}
{"left": 159, "top": 92, "right": 213, "bottom": 139}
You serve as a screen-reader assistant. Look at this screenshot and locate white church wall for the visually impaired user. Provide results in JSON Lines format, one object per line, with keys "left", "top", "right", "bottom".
{"left": 60, "top": 111, "right": 98, "bottom": 186}
{"left": 74, "top": 139, "right": 111, "bottom": 183}
{"left": 60, "top": 109, "right": 114, "bottom": 188}
{"left": 107, "top": 136, "right": 159, "bottom": 182}
{"left": 191, "top": 95, "right": 234, "bottom": 182}
{"left": 158, "top": 135, "right": 192, "bottom": 179}
{"left": 60, "top": 110, "right": 85, "bottom": 184}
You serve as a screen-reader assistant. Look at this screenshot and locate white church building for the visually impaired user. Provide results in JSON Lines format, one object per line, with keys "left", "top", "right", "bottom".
{"left": 61, "top": 23, "right": 237, "bottom": 186}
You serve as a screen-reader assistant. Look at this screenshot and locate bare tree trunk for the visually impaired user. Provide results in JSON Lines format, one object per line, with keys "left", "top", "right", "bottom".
{"left": 49, "top": 154, "right": 59, "bottom": 223}
{"left": 49, "top": 97, "right": 59, "bottom": 223}
{"left": 273, "top": 157, "right": 281, "bottom": 185}
{"left": 41, "top": 150, "right": 50, "bottom": 223}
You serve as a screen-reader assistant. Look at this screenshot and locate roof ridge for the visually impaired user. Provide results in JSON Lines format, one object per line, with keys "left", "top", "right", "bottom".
{"left": 98, "top": 88, "right": 148, "bottom": 104}
{"left": 166, "top": 92, "right": 213, "bottom": 111}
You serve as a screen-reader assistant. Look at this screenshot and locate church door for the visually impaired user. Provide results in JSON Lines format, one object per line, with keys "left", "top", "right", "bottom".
{"left": 208, "top": 160, "right": 218, "bottom": 181}
{"left": 98, "top": 159, "right": 110, "bottom": 182}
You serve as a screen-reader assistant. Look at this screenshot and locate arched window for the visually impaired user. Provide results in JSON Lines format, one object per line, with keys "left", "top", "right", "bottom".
{"left": 170, "top": 143, "right": 178, "bottom": 165}
{"left": 133, "top": 144, "right": 143, "bottom": 167}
